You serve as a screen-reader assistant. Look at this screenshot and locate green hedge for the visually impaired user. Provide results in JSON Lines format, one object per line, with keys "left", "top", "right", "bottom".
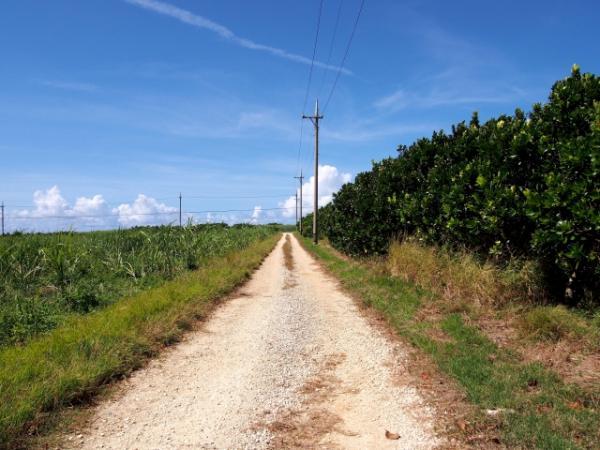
{"left": 304, "top": 66, "right": 600, "bottom": 304}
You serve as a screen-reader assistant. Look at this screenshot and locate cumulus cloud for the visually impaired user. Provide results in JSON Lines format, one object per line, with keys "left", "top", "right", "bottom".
{"left": 72, "top": 194, "right": 109, "bottom": 216}
{"left": 11, "top": 186, "right": 180, "bottom": 232}
{"left": 17, "top": 186, "right": 108, "bottom": 219}
{"left": 249, "top": 205, "right": 262, "bottom": 224}
{"left": 112, "top": 194, "right": 177, "bottom": 226}
{"left": 280, "top": 165, "right": 352, "bottom": 219}
{"left": 30, "top": 185, "right": 68, "bottom": 216}
{"left": 12, "top": 186, "right": 109, "bottom": 232}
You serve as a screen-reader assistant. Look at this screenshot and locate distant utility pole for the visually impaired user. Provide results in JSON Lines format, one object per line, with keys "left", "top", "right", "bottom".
{"left": 295, "top": 192, "right": 298, "bottom": 227}
{"left": 294, "top": 169, "right": 304, "bottom": 234}
{"left": 1, "top": 201, "right": 4, "bottom": 236}
{"left": 179, "top": 193, "right": 182, "bottom": 227}
{"left": 303, "top": 99, "right": 323, "bottom": 244}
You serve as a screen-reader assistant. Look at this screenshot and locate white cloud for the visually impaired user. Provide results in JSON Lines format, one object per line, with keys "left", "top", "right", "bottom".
{"left": 373, "top": 87, "right": 522, "bottom": 113}
{"left": 323, "top": 122, "right": 437, "bottom": 142}
{"left": 72, "top": 194, "right": 109, "bottom": 216}
{"left": 124, "top": 0, "right": 351, "bottom": 75}
{"left": 280, "top": 165, "right": 352, "bottom": 219}
{"left": 9, "top": 187, "right": 182, "bottom": 232}
{"left": 112, "top": 194, "right": 177, "bottom": 226}
{"left": 17, "top": 186, "right": 108, "bottom": 219}
{"left": 14, "top": 186, "right": 109, "bottom": 232}
{"left": 29, "top": 185, "right": 68, "bottom": 216}
{"left": 249, "top": 205, "right": 262, "bottom": 224}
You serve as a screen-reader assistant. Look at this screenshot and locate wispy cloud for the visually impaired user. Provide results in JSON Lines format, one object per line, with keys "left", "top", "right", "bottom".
{"left": 38, "top": 80, "right": 98, "bottom": 92}
{"left": 373, "top": 87, "right": 523, "bottom": 112}
{"left": 124, "top": 0, "right": 351, "bottom": 75}
{"left": 323, "top": 122, "right": 437, "bottom": 142}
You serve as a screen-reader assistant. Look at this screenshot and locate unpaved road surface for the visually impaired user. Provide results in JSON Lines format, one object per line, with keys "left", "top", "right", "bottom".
{"left": 63, "top": 234, "right": 440, "bottom": 449}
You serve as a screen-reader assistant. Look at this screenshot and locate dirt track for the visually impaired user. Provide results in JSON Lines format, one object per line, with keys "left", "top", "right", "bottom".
{"left": 63, "top": 233, "right": 439, "bottom": 449}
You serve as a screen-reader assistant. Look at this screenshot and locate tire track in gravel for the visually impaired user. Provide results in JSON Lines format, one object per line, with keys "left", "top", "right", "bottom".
{"left": 62, "top": 233, "right": 440, "bottom": 449}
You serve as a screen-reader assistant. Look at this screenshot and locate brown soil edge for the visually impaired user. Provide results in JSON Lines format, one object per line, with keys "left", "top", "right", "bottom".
{"left": 256, "top": 353, "right": 347, "bottom": 449}
{"left": 295, "top": 235, "right": 501, "bottom": 449}
{"left": 18, "top": 233, "right": 283, "bottom": 450}
{"left": 473, "top": 306, "right": 599, "bottom": 391}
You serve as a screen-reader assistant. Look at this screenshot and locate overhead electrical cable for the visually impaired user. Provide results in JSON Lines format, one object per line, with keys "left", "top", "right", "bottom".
{"left": 7, "top": 206, "right": 297, "bottom": 221}
{"left": 317, "top": 0, "right": 344, "bottom": 99}
{"left": 295, "top": 0, "right": 325, "bottom": 177}
{"left": 322, "top": 0, "right": 365, "bottom": 113}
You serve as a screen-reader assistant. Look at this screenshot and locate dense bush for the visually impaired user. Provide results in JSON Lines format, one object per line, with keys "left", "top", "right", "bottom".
{"left": 305, "top": 66, "right": 599, "bottom": 304}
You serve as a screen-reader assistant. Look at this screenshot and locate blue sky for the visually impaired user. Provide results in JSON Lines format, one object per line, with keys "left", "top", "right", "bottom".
{"left": 1, "top": 0, "right": 599, "bottom": 231}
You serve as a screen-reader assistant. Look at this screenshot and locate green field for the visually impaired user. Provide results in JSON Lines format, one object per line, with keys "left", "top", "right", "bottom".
{"left": 0, "top": 224, "right": 280, "bottom": 446}
{"left": 0, "top": 224, "right": 277, "bottom": 347}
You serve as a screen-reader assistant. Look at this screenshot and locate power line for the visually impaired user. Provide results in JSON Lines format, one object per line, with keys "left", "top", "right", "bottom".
{"left": 296, "top": 0, "right": 325, "bottom": 177}
{"left": 317, "top": 0, "right": 344, "bottom": 99}
{"left": 322, "top": 0, "right": 366, "bottom": 113}
{"left": 185, "top": 207, "right": 294, "bottom": 214}
{"left": 302, "top": 0, "right": 325, "bottom": 115}
{"left": 8, "top": 212, "right": 179, "bottom": 220}
{"left": 184, "top": 194, "right": 289, "bottom": 199}
{"left": 2, "top": 194, "right": 293, "bottom": 209}
{"left": 6, "top": 207, "right": 298, "bottom": 221}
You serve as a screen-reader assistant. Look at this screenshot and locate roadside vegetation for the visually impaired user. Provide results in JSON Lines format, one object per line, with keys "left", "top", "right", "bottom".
{"left": 0, "top": 223, "right": 277, "bottom": 347}
{"left": 299, "top": 235, "right": 599, "bottom": 449}
{"left": 303, "top": 66, "right": 599, "bottom": 306}
{"left": 296, "top": 66, "right": 599, "bottom": 448}
{"left": 0, "top": 225, "right": 279, "bottom": 447}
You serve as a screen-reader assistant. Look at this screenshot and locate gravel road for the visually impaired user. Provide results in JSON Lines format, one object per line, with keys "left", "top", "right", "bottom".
{"left": 63, "top": 233, "right": 440, "bottom": 449}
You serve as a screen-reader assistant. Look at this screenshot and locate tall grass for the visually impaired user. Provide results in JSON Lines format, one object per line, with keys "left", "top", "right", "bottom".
{"left": 0, "top": 231, "right": 279, "bottom": 447}
{"left": 388, "top": 239, "right": 546, "bottom": 310}
{"left": 0, "top": 224, "right": 277, "bottom": 347}
{"left": 387, "top": 239, "right": 598, "bottom": 347}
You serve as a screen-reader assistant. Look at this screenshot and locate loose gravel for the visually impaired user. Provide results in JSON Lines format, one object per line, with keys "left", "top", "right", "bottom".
{"left": 62, "top": 233, "right": 440, "bottom": 449}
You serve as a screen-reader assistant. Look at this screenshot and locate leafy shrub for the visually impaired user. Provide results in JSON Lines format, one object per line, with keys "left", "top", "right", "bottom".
{"left": 313, "top": 66, "right": 600, "bottom": 304}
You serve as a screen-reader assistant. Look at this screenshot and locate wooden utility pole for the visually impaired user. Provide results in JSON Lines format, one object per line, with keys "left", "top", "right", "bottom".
{"left": 1, "top": 201, "right": 4, "bottom": 236}
{"left": 179, "top": 193, "right": 182, "bottom": 227}
{"left": 294, "top": 170, "right": 304, "bottom": 234}
{"left": 303, "top": 100, "right": 323, "bottom": 244}
{"left": 295, "top": 192, "right": 298, "bottom": 228}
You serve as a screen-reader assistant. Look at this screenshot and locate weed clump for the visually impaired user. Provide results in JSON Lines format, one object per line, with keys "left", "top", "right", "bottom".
{"left": 520, "top": 306, "right": 590, "bottom": 342}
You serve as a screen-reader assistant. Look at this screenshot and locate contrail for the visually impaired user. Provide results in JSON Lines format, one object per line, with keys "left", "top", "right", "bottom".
{"left": 125, "top": 0, "right": 352, "bottom": 75}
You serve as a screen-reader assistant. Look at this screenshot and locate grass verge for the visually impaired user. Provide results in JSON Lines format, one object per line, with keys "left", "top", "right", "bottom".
{"left": 0, "top": 233, "right": 280, "bottom": 448}
{"left": 299, "top": 235, "right": 599, "bottom": 449}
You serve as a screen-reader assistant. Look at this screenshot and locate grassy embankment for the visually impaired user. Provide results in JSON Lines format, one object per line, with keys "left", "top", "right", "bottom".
{"left": 0, "top": 224, "right": 277, "bottom": 347}
{"left": 299, "top": 234, "right": 599, "bottom": 450}
{"left": 0, "top": 231, "right": 280, "bottom": 447}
